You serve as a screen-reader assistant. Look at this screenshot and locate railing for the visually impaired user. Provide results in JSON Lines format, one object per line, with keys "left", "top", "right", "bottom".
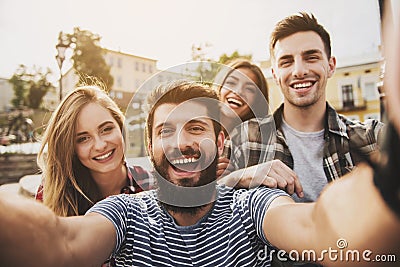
{"left": 329, "top": 98, "right": 368, "bottom": 112}
{"left": 0, "top": 153, "right": 40, "bottom": 185}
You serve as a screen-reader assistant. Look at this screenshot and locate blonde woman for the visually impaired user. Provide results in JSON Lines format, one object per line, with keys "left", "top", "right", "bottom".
{"left": 36, "top": 84, "right": 152, "bottom": 217}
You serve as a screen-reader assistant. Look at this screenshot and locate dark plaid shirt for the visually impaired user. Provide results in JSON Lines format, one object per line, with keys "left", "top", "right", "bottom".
{"left": 224, "top": 103, "right": 383, "bottom": 182}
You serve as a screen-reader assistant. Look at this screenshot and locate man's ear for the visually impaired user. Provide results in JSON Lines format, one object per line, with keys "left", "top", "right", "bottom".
{"left": 271, "top": 67, "right": 279, "bottom": 85}
{"left": 327, "top": 56, "right": 337, "bottom": 78}
{"left": 217, "top": 131, "right": 225, "bottom": 156}
{"left": 147, "top": 142, "right": 152, "bottom": 156}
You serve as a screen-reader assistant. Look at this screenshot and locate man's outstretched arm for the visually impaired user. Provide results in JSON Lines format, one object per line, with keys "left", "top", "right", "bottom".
{"left": 263, "top": 163, "right": 400, "bottom": 266}
{"left": 0, "top": 192, "right": 116, "bottom": 267}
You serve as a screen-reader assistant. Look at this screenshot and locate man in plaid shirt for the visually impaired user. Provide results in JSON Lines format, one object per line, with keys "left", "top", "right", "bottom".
{"left": 224, "top": 104, "right": 382, "bottom": 200}
{"left": 221, "top": 12, "right": 383, "bottom": 204}
{"left": 219, "top": 12, "right": 384, "bottom": 267}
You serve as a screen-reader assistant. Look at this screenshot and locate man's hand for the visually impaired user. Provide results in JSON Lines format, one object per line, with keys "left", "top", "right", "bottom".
{"left": 217, "top": 160, "right": 304, "bottom": 198}
{"left": 217, "top": 156, "right": 234, "bottom": 178}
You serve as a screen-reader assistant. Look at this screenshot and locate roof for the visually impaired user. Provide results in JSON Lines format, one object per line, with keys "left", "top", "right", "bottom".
{"left": 103, "top": 48, "right": 157, "bottom": 62}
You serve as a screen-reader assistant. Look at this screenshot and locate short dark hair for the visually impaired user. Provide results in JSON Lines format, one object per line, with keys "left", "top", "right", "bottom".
{"left": 145, "top": 80, "right": 221, "bottom": 147}
{"left": 269, "top": 12, "right": 332, "bottom": 59}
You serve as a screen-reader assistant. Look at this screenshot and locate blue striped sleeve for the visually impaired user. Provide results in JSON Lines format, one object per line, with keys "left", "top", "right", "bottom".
{"left": 87, "top": 194, "right": 130, "bottom": 255}
{"left": 247, "top": 187, "right": 289, "bottom": 245}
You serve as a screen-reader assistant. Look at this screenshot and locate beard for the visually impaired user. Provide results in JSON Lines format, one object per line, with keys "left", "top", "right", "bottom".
{"left": 151, "top": 146, "right": 218, "bottom": 216}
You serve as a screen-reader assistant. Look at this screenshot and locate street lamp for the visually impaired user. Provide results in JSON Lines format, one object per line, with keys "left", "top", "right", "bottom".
{"left": 55, "top": 41, "right": 69, "bottom": 102}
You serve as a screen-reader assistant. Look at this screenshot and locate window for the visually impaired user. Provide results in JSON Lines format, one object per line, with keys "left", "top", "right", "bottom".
{"left": 149, "top": 64, "right": 153, "bottom": 73}
{"left": 342, "top": 84, "right": 354, "bottom": 108}
{"left": 117, "top": 58, "right": 122, "bottom": 68}
{"left": 142, "top": 63, "right": 146, "bottom": 72}
{"left": 116, "top": 92, "right": 123, "bottom": 99}
{"left": 117, "top": 76, "right": 122, "bottom": 87}
{"left": 363, "top": 81, "right": 379, "bottom": 101}
{"left": 135, "top": 62, "right": 139, "bottom": 71}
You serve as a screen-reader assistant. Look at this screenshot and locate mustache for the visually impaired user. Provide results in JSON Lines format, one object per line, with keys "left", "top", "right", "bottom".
{"left": 155, "top": 153, "right": 219, "bottom": 212}
{"left": 166, "top": 147, "right": 201, "bottom": 160}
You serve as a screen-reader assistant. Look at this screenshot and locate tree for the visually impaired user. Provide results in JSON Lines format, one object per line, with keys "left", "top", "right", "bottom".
{"left": 218, "top": 51, "right": 252, "bottom": 65}
{"left": 59, "top": 27, "right": 114, "bottom": 91}
{"left": 26, "top": 69, "right": 54, "bottom": 109}
{"left": 9, "top": 65, "right": 54, "bottom": 109}
{"left": 9, "top": 65, "right": 27, "bottom": 108}
{"left": 190, "top": 44, "right": 253, "bottom": 84}
{"left": 190, "top": 43, "right": 218, "bottom": 84}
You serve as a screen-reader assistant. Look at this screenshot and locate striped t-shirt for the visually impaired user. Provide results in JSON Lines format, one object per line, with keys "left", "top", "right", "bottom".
{"left": 88, "top": 185, "right": 287, "bottom": 267}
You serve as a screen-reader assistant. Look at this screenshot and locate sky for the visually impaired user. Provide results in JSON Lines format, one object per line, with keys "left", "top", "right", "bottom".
{"left": 0, "top": 0, "right": 383, "bottom": 83}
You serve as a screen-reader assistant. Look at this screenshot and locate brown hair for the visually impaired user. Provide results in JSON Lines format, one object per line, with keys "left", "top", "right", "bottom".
{"left": 145, "top": 80, "right": 221, "bottom": 149}
{"left": 213, "top": 58, "right": 269, "bottom": 119}
{"left": 270, "top": 12, "right": 332, "bottom": 60}
{"left": 37, "top": 84, "right": 125, "bottom": 216}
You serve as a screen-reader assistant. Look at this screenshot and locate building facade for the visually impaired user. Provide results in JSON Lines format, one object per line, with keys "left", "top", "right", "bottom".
{"left": 326, "top": 58, "right": 381, "bottom": 121}
{"left": 44, "top": 49, "right": 158, "bottom": 112}
{"left": 0, "top": 78, "right": 14, "bottom": 112}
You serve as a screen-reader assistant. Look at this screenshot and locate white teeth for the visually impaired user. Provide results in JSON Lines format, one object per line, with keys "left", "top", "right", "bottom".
{"left": 171, "top": 157, "right": 198, "bottom": 165}
{"left": 293, "top": 82, "right": 313, "bottom": 89}
{"left": 95, "top": 151, "right": 113, "bottom": 160}
{"left": 227, "top": 98, "right": 243, "bottom": 107}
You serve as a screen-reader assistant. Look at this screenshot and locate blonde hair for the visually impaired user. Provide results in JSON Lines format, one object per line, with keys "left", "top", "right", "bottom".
{"left": 37, "top": 84, "right": 125, "bottom": 216}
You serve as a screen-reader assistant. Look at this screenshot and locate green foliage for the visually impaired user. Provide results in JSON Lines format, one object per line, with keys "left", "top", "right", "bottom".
{"left": 9, "top": 65, "right": 27, "bottom": 108}
{"left": 190, "top": 43, "right": 216, "bottom": 84}
{"left": 9, "top": 65, "right": 54, "bottom": 109}
{"left": 26, "top": 71, "right": 54, "bottom": 109}
{"left": 218, "top": 51, "right": 252, "bottom": 65}
{"left": 190, "top": 44, "right": 253, "bottom": 84}
{"left": 59, "top": 27, "right": 114, "bottom": 91}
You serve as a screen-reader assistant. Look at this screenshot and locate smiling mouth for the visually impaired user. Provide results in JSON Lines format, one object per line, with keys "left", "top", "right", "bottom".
{"left": 93, "top": 149, "right": 114, "bottom": 160}
{"left": 291, "top": 81, "right": 315, "bottom": 90}
{"left": 170, "top": 157, "right": 200, "bottom": 172}
{"left": 227, "top": 97, "right": 244, "bottom": 108}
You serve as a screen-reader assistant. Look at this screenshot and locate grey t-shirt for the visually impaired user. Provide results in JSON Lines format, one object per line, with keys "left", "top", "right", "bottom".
{"left": 281, "top": 120, "right": 327, "bottom": 202}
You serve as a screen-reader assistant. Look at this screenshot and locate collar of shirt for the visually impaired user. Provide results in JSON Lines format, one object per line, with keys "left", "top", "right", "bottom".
{"left": 273, "top": 102, "right": 349, "bottom": 140}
